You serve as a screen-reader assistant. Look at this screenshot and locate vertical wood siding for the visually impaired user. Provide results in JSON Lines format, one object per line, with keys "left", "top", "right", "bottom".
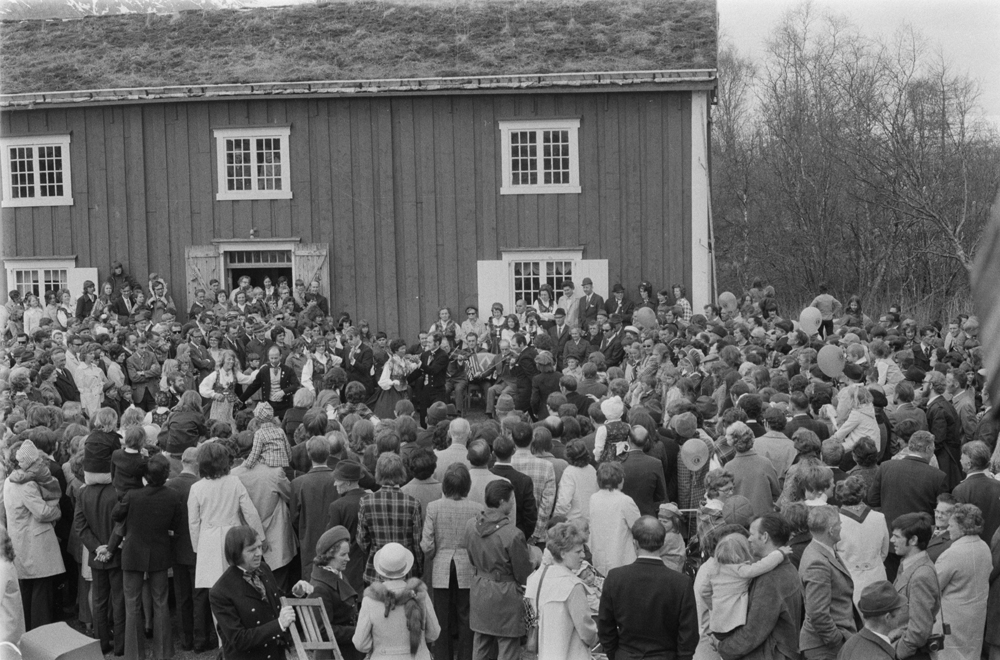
{"left": 1, "top": 90, "right": 694, "bottom": 336}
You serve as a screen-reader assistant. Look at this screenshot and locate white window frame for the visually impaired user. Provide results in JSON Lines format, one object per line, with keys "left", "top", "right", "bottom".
{"left": 213, "top": 127, "right": 292, "bottom": 201}
{"left": 0, "top": 134, "right": 74, "bottom": 208}
{"left": 504, "top": 248, "right": 583, "bottom": 310}
{"left": 5, "top": 257, "right": 74, "bottom": 299}
{"left": 498, "top": 119, "right": 581, "bottom": 195}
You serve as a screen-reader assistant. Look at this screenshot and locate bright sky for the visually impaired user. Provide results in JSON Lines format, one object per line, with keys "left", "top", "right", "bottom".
{"left": 718, "top": 0, "right": 1000, "bottom": 127}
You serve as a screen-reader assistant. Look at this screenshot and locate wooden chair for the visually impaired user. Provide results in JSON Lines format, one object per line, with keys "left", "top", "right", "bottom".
{"left": 280, "top": 597, "right": 344, "bottom": 660}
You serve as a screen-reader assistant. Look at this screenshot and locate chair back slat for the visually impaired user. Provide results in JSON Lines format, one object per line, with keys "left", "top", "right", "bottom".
{"left": 280, "top": 597, "right": 345, "bottom": 660}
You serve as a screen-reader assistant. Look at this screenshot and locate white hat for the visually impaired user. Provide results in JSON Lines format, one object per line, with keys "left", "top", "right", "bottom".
{"left": 373, "top": 543, "right": 414, "bottom": 580}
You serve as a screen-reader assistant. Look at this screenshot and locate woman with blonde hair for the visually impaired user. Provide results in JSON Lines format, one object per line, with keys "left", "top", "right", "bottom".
{"left": 199, "top": 349, "right": 253, "bottom": 427}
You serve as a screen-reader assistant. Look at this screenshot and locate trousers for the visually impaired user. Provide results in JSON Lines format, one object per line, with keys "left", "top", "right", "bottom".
{"left": 124, "top": 570, "right": 172, "bottom": 660}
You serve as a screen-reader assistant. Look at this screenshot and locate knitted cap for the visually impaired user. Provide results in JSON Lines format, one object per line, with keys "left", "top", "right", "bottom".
{"left": 254, "top": 402, "right": 275, "bottom": 421}
{"left": 15, "top": 439, "right": 40, "bottom": 468}
{"left": 495, "top": 393, "right": 515, "bottom": 416}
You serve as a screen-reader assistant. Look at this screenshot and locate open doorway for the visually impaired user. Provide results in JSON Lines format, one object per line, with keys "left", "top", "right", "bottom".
{"left": 228, "top": 267, "right": 292, "bottom": 292}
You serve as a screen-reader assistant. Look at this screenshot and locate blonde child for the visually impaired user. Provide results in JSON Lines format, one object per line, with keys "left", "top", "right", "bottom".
{"left": 707, "top": 533, "right": 789, "bottom": 634}
{"left": 593, "top": 396, "right": 629, "bottom": 463}
{"left": 657, "top": 503, "right": 687, "bottom": 573}
{"left": 7, "top": 439, "right": 61, "bottom": 506}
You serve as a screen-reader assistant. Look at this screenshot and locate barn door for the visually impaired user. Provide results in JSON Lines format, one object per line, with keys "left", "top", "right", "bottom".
{"left": 185, "top": 245, "right": 220, "bottom": 320}
{"left": 294, "top": 243, "right": 331, "bottom": 297}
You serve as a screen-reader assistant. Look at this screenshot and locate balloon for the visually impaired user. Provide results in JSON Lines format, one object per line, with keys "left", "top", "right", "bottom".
{"left": 799, "top": 307, "right": 822, "bottom": 336}
{"left": 680, "top": 438, "right": 710, "bottom": 472}
{"left": 818, "top": 344, "right": 846, "bottom": 378}
{"left": 634, "top": 307, "right": 658, "bottom": 330}
{"left": 718, "top": 291, "right": 738, "bottom": 313}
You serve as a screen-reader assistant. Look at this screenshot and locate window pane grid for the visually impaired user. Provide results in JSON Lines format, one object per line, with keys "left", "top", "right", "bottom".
{"left": 510, "top": 131, "right": 538, "bottom": 186}
{"left": 255, "top": 137, "right": 283, "bottom": 191}
{"left": 542, "top": 130, "right": 571, "bottom": 185}
{"left": 512, "top": 260, "right": 573, "bottom": 306}
{"left": 37, "top": 145, "right": 64, "bottom": 197}
{"left": 14, "top": 270, "right": 39, "bottom": 298}
{"left": 9, "top": 146, "right": 35, "bottom": 199}
{"left": 225, "top": 138, "right": 252, "bottom": 191}
{"left": 43, "top": 269, "right": 68, "bottom": 294}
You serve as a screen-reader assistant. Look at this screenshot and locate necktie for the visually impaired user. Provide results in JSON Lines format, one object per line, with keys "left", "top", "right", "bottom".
{"left": 243, "top": 569, "right": 266, "bottom": 599}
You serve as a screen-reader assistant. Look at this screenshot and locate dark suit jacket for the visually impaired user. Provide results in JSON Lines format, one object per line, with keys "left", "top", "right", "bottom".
{"left": 490, "top": 463, "right": 539, "bottom": 542}
{"left": 291, "top": 466, "right": 340, "bottom": 576}
{"left": 223, "top": 335, "right": 247, "bottom": 369}
{"left": 185, "top": 341, "right": 216, "bottom": 381}
{"left": 111, "top": 484, "right": 185, "bottom": 573}
{"left": 580, "top": 293, "right": 605, "bottom": 327}
{"left": 341, "top": 343, "right": 376, "bottom": 395}
{"left": 912, "top": 343, "right": 933, "bottom": 372}
{"left": 718, "top": 557, "right": 803, "bottom": 660}
{"left": 953, "top": 472, "right": 1000, "bottom": 543}
{"left": 785, "top": 413, "right": 830, "bottom": 441}
{"left": 598, "top": 556, "right": 699, "bottom": 660}
{"left": 326, "top": 488, "right": 367, "bottom": 594}
{"left": 799, "top": 540, "right": 859, "bottom": 652}
{"left": 600, "top": 332, "right": 626, "bottom": 368}
{"left": 53, "top": 366, "right": 81, "bottom": 403}
{"left": 73, "top": 482, "right": 121, "bottom": 570}
{"left": 837, "top": 627, "right": 896, "bottom": 660}
{"left": 241, "top": 364, "right": 299, "bottom": 405}
{"left": 408, "top": 347, "right": 449, "bottom": 393}
{"left": 566, "top": 391, "right": 594, "bottom": 417}
{"left": 926, "top": 396, "right": 963, "bottom": 489}
{"left": 925, "top": 531, "right": 953, "bottom": 563}
{"left": 110, "top": 294, "right": 137, "bottom": 319}
{"left": 867, "top": 455, "right": 947, "bottom": 531}
{"left": 619, "top": 449, "right": 667, "bottom": 517}
{"left": 548, "top": 324, "right": 572, "bottom": 366}
{"left": 210, "top": 562, "right": 293, "bottom": 660}
{"left": 604, "top": 297, "right": 635, "bottom": 325}
{"left": 165, "top": 472, "right": 198, "bottom": 566}
{"left": 75, "top": 293, "right": 96, "bottom": 320}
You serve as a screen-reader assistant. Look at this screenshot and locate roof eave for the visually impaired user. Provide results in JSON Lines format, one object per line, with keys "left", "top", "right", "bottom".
{"left": 0, "top": 69, "right": 718, "bottom": 109}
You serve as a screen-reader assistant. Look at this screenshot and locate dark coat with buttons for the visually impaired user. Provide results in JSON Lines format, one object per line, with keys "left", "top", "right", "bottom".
{"left": 111, "top": 484, "right": 185, "bottom": 573}
{"left": 210, "top": 562, "right": 293, "bottom": 660}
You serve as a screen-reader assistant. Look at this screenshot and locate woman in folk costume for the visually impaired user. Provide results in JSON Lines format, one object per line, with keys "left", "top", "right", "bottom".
{"left": 199, "top": 349, "right": 254, "bottom": 427}
{"left": 372, "top": 338, "right": 418, "bottom": 420}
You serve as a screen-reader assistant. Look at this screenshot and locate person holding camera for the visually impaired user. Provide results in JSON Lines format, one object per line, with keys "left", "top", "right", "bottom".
{"left": 890, "top": 513, "right": 942, "bottom": 660}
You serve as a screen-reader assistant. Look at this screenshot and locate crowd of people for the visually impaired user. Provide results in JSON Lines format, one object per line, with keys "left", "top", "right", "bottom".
{"left": 1, "top": 263, "right": 999, "bottom": 660}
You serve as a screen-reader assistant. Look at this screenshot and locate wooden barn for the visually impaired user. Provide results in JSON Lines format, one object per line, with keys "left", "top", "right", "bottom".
{"left": 0, "top": 0, "right": 718, "bottom": 336}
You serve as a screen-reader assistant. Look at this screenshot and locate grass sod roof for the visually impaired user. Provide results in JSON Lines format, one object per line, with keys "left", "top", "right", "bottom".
{"left": 0, "top": 0, "right": 717, "bottom": 96}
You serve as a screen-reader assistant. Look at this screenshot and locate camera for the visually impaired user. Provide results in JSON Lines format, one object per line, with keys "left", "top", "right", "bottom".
{"left": 924, "top": 625, "right": 950, "bottom": 653}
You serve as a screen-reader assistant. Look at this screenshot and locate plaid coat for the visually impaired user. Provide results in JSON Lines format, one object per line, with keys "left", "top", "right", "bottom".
{"left": 356, "top": 485, "right": 424, "bottom": 586}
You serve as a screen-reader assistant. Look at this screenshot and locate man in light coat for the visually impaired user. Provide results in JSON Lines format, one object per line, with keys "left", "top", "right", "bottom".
{"left": 890, "top": 512, "right": 941, "bottom": 660}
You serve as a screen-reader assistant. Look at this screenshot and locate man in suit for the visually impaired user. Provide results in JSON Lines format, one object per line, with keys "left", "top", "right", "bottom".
{"left": 126, "top": 332, "right": 162, "bottom": 411}
{"left": 110, "top": 282, "right": 137, "bottom": 319}
{"left": 924, "top": 370, "right": 964, "bottom": 490}
{"left": 340, "top": 326, "right": 375, "bottom": 396}
{"left": 325, "top": 460, "right": 368, "bottom": 594}
{"left": 547, "top": 308, "right": 572, "bottom": 368}
{"left": 222, "top": 321, "right": 248, "bottom": 369}
{"left": 178, "top": 324, "right": 215, "bottom": 385}
{"left": 604, "top": 283, "right": 635, "bottom": 325}
{"left": 290, "top": 437, "right": 340, "bottom": 579}
{"left": 911, "top": 326, "right": 937, "bottom": 373}
{"left": 890, "top": 513, "right": 941, "bottom": 660}
{"left": 619, "top": 426, "right": 667, "bottom": 517}
{"left": 408, "top": 331, "right": 449, "bottom": 425}
{"left": 50, "top": 347, "right": 81, "bottom": 403}
{"left": 74, "top": 479, "right": 125, "bottom": 655}
{"left": 579, "top": 277, "right": 605, "bottom": 328}
{"left": 209, "top": 526, "right": 314, "bottom": 660}
{"left": 166, "top": 447, "right": 214, "bottom": 652}
{"left": 889, "top": 382, "right": 928, "bottom": 431}
{"left": 509, "top": 333, "right": 538, "bottom": 414}
{"left": 718, "top": 514, "right": 803, "bottom": 660}
{"left": 245, "top": 323, "right": 273, "bottom": 369}
{"left": 599, "top": 316, "right": 626, "bottom": 368}
{"left": 240, "top": 345, "right": 299, "bottom": 419}
{"left": 799, "top": 505, "right": 859, "bottom": 660}
{"left": 598, "top": 516, "right": 699, "bottom": 660}
{"left": 953, "top": 441, "right": 1000, "bottom": 543}
{"left": 490, "top": 435, "right": 539, "bottom": 542}
{"left": 868, "top": 431, "right": 948, "bottom": 536}
{"left": 838, "top": 581, "right": 907, "bottom": 660}
{"left": 784, "top": 392, "right": 831, "bottom": 441}
{"left": 110, "top": 455, "right": 185, "bottom": 660}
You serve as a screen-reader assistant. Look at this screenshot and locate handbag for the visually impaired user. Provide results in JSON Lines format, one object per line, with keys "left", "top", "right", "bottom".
{"left": 523, "top": 565, "right": 549, "bottom": 653}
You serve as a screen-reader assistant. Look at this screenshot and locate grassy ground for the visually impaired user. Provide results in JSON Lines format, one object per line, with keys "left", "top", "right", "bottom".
{"left": 0, "top": 0, "right": 716, "bottom": 94}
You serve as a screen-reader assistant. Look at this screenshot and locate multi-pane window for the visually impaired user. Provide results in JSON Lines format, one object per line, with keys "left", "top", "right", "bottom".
{"left": 511, "top": 260, "right": 574, "bottom": 305}
{"left": 499, "top": 119, "right": 581, "bottom": 195}
{"left": 1, "top": 135, "right": 74, "bottom": 207}
{"left": 214, "top": 127, "right": 292, "bottom": 200}
{"left": 12, "top": 268, "right": 67, "bottom": 299}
